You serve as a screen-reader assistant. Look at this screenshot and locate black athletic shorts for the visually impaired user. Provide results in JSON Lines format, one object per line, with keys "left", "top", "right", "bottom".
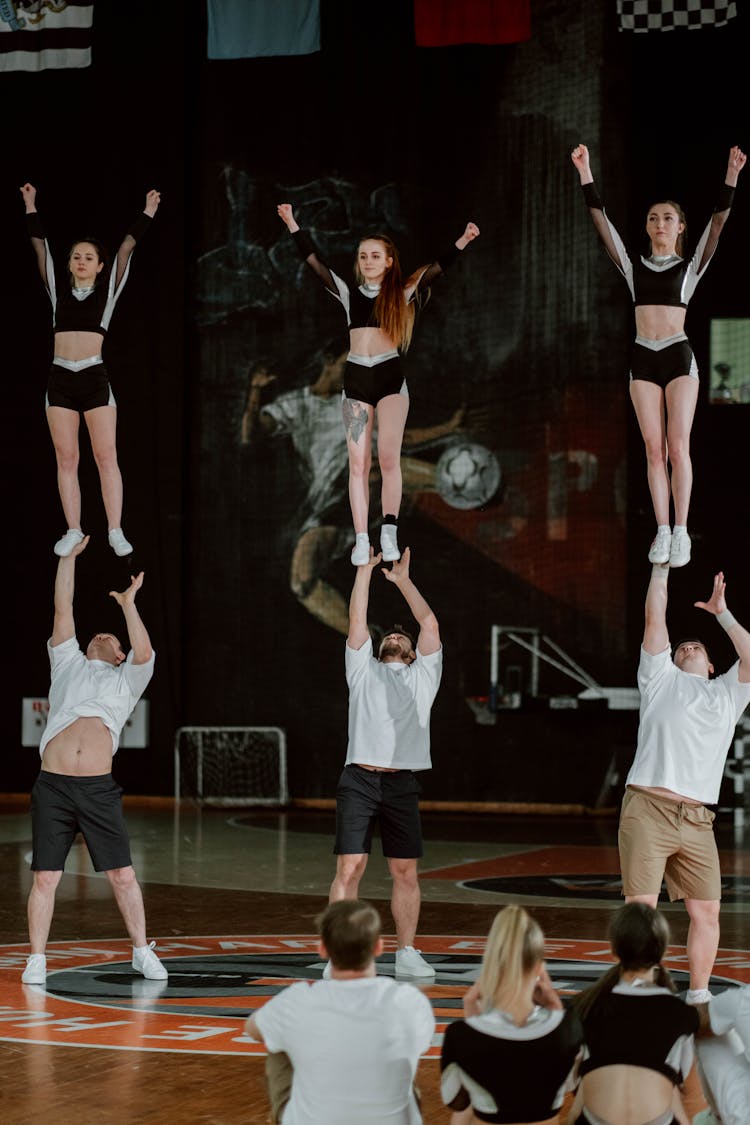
{"left": 334, "top": 763, "right": 423, "bottom": 858}
{"left": 343, "top": 356, "right": 406, "bottom": 407}
{"left": 47, "top": 362, "right": 115, "bottom": 412}
{"left": 629, "top": 339, "right": 697, "bottom": 388}
{"left": 31, "top": 770, "right": 132, "bottom": 872}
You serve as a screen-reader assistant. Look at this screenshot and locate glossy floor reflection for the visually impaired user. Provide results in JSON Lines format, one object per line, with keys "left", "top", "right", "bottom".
{"left": 1, "top": 802, "right": 748, "bottom": 1123}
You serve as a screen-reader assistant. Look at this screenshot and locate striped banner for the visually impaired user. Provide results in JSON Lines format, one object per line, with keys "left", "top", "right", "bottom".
{"left": 0, "top": 0, "right": 94, "bottom": 72}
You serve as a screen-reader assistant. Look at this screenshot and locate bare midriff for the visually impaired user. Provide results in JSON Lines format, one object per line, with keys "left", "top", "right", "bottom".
{"left": 357, "top": 764, "right": 400, "bottom": 773}
{"left": 349, "top": 326, "right": 397, "bottom": 357}
{"left": 42, "top": 717, "right": 113, "bottom": 776}
{"left": 581, "top": 1064, "right": 674, "bottom": 1125}
{"left": 634, "top": 305, "right": 686, "bottom": 341}
{"left": 54, "top": 329, "right": 105, "bottom": 363}
{"left": 629, "top": 783, "right": 701, "bottom": 806}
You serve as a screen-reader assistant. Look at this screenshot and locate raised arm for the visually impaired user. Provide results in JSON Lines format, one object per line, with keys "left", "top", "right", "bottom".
{"left": 405, "top": 221, "right": 480, "bottom": 298}
{"left": 347, "top": 550, "right": 381, "bottom": 650}
{"left": 643, "top": 563, "right": 670, "bottom": 656}
{"left": 109, "top": 572, "right": 153, "bottom": 665}
{"left": 112, "top": 188, "right": 160, "bottom": 294}
{"left": 570, "top": 143, "right": 631, "bottom": 276}
{"left": 240, "top": 365, "right": 277, "bottom": 444}
{"left": 693, "top": 146, "right": 746, "bottom": 275}
{"left": 277, "top": 202, "right": 340, "bottom": 295}
{"left": 382, "top": 547, "right": 440, "bottom": 655}
{"left": 51, "top": 535, "right": 90, "bottom": 647}
{"left": 694, "top": 571, "right": 750, "bottom": 683}
{"left": 20, "top": 182, "right": 55, "bottom": 299}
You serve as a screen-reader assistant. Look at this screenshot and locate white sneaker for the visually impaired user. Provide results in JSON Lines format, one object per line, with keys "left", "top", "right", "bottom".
{"left": 647, "top": 526, "right": 672, "bottom": 564}
{"left": 380, "top": 524, "right": 401, "bottom": 562}
{"left": 22, "top": 953, "right": 46, "bottom": 985}
{"left": 669, "top": 528, "right": 691, "bottom": 568}
{"left": 108, "top": 528, "right": 134, "bottom": 557}
{"left": 132, "top": 941, "right": 168, "bottom": 980}
{"left": 685, "top": 987, "right": 712, "bottom": 1005}
{"left": 395, "top": 946, "right": 435, "bottom": 978}
{"left": 351, "top": 533, "right": 371, "bottom": 566}
{"left": 53, "top": 528, "right": 84, "bottom": 557}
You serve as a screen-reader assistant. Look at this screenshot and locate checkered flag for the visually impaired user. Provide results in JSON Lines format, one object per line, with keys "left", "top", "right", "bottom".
{"left": 617, "top": 0, "right": 737, "bottom": 32}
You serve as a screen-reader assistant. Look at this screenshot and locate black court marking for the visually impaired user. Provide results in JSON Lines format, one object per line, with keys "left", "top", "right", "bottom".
{"left": 463, "top": 873, "right": 750, "bottom": 901}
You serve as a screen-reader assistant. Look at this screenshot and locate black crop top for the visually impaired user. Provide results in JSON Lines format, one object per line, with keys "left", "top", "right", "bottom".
{"left": 579, "top": 983, "right": 699, "bottom": 1085}
{"left": 441, "top": 1005, "right": 583, "bottom": 1124}
{"left": 581, "top": 180, "right": 735, "bottom": 311}
{"left": 291, "top": 228, "right": 460, "bottom": 333}
{"left": 26, "top": 210, "right": 152, "bottom": 338}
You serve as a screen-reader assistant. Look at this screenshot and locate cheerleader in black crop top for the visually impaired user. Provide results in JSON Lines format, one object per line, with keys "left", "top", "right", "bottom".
{"left": 277, "top": 201, "right": 479, "bottom": 566}
{"left": 441, "top": 905, "right": 583, "bottom": 1124}
{"left": 570, "top": 903, "right": 699, "bottom": 1125}
{"left": 21, "top": 182, "right": 160, "bottom": 559}
{"left": 571, "top": 144, "right": 745, "bottom": 571}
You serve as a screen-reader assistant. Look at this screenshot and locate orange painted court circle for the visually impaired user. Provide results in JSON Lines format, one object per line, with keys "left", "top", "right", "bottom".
{"left": 2, "top": 935, "right": 749, "bottom": 1055}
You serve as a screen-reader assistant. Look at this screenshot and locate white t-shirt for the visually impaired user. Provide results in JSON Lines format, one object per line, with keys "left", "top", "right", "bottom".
{"left": 262, "top": 387, "right": 350, "bottom": 534}
{"left": 39, "top": 635, "right": 155, "bottom": 758}
{"left": 626, "top": 645, "right": 750, "bottom": 802}
{"left": 345, "top": 638, "right": 442, "bottom": 770}
{"left": 709, "top": 985, "right": 750, "bottom": 1065}
{"left": 699, "top": 986, "right": 750, "bottom": 1125}
{"left": 253, "top": 975, "right": 435, "bottom": 1125}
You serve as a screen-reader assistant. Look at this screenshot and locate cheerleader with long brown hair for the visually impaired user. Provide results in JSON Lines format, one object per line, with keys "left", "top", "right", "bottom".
{"left": 278, "top": 202, "right": 479, "bottom": 564}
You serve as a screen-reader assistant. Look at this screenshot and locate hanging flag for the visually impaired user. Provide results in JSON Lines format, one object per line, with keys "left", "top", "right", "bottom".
{"left": 414, "top": 0, "right": 531, "bottom": 47}
{"left": 207, "top": 0, "right": 320, "bottom": 60}
{"left": 617, "top": 0, "right": 736, "bottom": 33}
{"left": 0, "top": 1, "right": 94, "bottom": 72}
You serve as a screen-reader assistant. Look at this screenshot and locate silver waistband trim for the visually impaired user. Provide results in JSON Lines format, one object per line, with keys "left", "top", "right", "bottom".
{"left": 53, "top": 355, "right": 103, "bottom": 372}
{"left": 347, "top": 350, "right": 399, "bottom": 368}
{"left": 634, "top": 333, "right": 688, "bottom": 352}
{"left": 583, "top": 1107, "right": 673, "bottom": 1125}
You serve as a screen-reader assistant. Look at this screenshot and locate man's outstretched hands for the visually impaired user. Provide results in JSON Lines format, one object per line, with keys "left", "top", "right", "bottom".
{"left": 382, "top": 546, "right": 410, "bottom": 584}
{"left": 694, "top": 572, "right": 727, "bottom": 617}
{"left": 69, "top": 534, "right": 90, "bottom": 558}
{"left": 109, "top": 571, "right": 144, "bottom": 608}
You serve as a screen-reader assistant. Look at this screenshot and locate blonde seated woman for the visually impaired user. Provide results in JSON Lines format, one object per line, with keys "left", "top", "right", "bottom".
{"left": 440, "top": 905, "right": 583, "bottom": 1125}
{"left": 569, "top": 903, "right": 699, "bottom": 1125}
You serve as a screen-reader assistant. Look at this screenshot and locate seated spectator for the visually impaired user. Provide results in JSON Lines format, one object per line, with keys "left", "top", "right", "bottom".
{"left": 245, "top": 899, "right": 434, "bottom": 1124}
{"left": 440, "top": 905, "right": 583, "bottom": 1124}
{"left": 570, "top": 903, "right": 698, "bottom": 1125}
{"left": 694, "top": 984, "right": 750, "bottom": 1125}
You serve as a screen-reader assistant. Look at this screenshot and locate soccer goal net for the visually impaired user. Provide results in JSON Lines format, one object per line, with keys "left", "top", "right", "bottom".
{"left": 174, "top": 726, "right": 288, "bottom": 806}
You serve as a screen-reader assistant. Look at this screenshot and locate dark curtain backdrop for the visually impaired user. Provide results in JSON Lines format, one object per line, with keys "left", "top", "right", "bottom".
{"left": 2, "top": 1, "right": 749, "bottom": 801}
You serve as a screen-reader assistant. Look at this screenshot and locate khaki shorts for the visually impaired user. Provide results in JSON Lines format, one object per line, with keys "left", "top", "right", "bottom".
{"left": 618, "top": 787, "right": 720, "bottom": 901}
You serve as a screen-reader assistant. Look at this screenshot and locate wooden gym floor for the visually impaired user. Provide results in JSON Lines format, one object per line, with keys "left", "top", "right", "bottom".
{"left": 1, "top": 801, "right": 748, "bottom": 1124}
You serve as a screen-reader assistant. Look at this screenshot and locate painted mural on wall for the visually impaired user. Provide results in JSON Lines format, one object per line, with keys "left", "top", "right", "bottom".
{"left": 193, "top": 167, "right": 627, "bottom": 673}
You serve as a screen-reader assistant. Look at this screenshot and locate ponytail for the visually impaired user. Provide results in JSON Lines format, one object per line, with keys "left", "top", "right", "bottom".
{"left": 478, "top": 905, "right": 545, "bottom": 1012}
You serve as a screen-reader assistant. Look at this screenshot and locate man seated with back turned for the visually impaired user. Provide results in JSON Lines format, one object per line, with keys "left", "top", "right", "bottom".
{"left": 22, "top": 535, "right": 166, "bottom": 986}
{"left": 245, "top": 899, "right": 435, "bottom": 1124}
